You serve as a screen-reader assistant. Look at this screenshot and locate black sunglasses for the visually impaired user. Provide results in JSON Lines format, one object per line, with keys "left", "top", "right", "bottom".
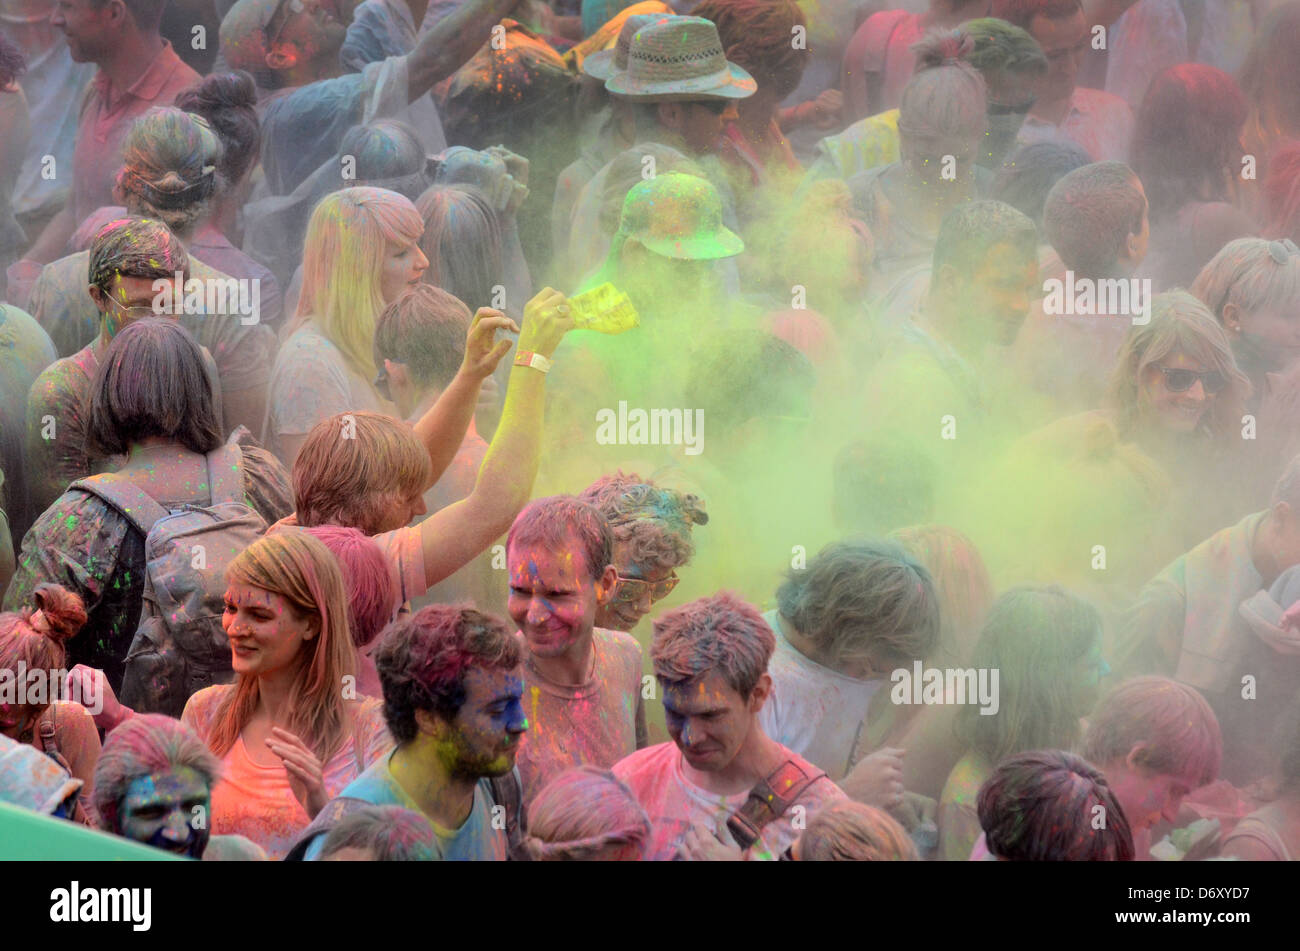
{"left": 1156, "top": 365, "right": 1226, "bottom": 395}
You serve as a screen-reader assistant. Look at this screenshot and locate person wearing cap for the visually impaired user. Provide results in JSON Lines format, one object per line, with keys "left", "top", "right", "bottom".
{"left": 563, "top": 16, "right": 752, "bottom": 285}
{"left": 556, "top": 171, "right": 743, "bottom": 417}
{"left": 217, "top": 0, "right": 528, "bottom": 198}
{"left": 553, "top": 8, "right": 673, "bottom": 280}
{"left": 0, "top": 730, "right": 83, "bottom": 822}
{"left": 20, "top": 0, "right": 200, "bottom": 267}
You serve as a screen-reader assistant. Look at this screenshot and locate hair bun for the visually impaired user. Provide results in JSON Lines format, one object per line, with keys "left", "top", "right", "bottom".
{"left": 29, "top": 584, "right": 87, "bottom": 645}
{"left": 187, "top": 71, "right": 257, "bottom": 110}
{"left": 912, "top": 29, "right": 975, "bottom": 71}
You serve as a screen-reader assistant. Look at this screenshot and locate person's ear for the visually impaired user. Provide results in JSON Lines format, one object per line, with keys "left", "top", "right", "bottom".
{"left": 385, "top": 359, "right": 410, "bottom": 388}
{"left": 1123, "top": 743, "right": 1150, "bottom": 772}
{"left": 933, "top": 262, "right": 959, "bottom": 298}
{"left": 303, "top": 614, "right": 320, "bottom": 642}
{"left": 413, "top": 707, "right": 445, "bottom": 738}
{"left": 748, "top": 672, "right": 773, "bottom": 713}
{"left": 1220, "top": 301, "right": 1242, "bottom": 334}
{"left": 87, "top": 284, "right": 110, "bottom": 313}
{"left": 595, "top": 564, "right": 619, "bottom": 604}
{"left": 266, "top": 44, "right": 298, "bottom": 71}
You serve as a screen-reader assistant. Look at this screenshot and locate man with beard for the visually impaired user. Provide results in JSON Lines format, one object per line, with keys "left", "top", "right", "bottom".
{"left": 93, "top": 714, "right": 267, "bottom": 860}
{"left": 290, "top": 605, "right": 528, "bottom": 860}
{"left": 506, "top": 495, "right": 648, "bottom": 807}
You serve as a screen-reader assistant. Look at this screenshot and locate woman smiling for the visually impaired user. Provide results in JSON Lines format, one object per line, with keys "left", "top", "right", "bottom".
{"left": 182, "top": 530, "right": 391, "bottom": 859}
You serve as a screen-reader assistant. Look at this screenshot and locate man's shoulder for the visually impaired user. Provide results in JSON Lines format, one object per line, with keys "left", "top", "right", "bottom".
{"left": 613, "top": 741, "right": 677, "bottom": 783}
{"left": 593, "top": 626, "right": 644, "bottom": 669}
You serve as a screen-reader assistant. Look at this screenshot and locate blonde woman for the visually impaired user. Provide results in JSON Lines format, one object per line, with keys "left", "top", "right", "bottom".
{"left": 268, "top": 186, "right": 429, "bottom": 467}
{"left": 182, "top": 530, "right": 391, "bottom": 859}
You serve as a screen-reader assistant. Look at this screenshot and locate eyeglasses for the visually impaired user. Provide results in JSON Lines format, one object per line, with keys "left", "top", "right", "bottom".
{"left": 1155, "top": 365, "right": 1227, "bottom": 395}
{"left": 1269, "top": 238, "right": 1300, "bottom": 264}
{"left": 104, "top": 295, "right": 157, "bottom": 321}
{"left": 611, "top": 571, "right": 679, "bottom": 604}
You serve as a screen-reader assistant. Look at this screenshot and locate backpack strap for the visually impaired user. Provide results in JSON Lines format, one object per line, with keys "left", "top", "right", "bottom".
{"left": 488, "top": 771, "right": 526, "bottom": 860}
{"left": 205, "top": 441, "right": 246, "bottom": 507}
{"left": 726, "top": 759, "right": 827, "bottom": 855}
{"left": 67, "top": 472, "right": 170, "bottom": 538}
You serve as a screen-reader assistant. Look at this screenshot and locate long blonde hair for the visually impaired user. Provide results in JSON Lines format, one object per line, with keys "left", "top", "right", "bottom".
{"left": 295, "top": 186, "right": 423, "bottom": 383}
{"left": 208, "top": 530, "right": 358, "bottom": 762}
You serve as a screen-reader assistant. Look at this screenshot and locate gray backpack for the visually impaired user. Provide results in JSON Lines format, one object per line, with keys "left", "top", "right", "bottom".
{"left": 69, "top": 443, "right": 267, "bottom": 717}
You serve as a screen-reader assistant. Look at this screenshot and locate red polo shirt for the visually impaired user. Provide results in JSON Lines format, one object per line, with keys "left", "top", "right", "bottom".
{"left": 71, "top": 40, "right": 200, "bottom": 223}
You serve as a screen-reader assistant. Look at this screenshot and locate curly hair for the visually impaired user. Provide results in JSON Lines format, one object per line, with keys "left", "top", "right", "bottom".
{"left": 579, "top": 472, "right": 707, "bottom": 576}
{"left": 0, "top": 31, "right": 27, "bottom": 88}
{"left": 374, "top": 605, "right": 521, "bottom": 744}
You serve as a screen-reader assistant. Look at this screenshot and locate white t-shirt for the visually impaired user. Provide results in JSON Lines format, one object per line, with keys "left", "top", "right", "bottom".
{"left": 758, "top": 609, "right": 884, "bottom": 779}
{"left": 268, "top": 324, "right": 386, "bottom": 439}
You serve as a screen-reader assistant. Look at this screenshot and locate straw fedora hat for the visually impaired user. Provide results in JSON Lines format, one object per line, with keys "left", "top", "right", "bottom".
{"left": 605, "top": 16, "right": 756, "bottom": 102}
{"left": 582, "top": 13, "right": 674, "bottom": 82}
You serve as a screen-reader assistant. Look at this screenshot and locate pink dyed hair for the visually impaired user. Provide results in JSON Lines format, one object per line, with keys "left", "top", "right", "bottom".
{"left": 1082, "top": 676, "right": 1222, "bottom": 787}
{"left": 651, "top": 591, "right": 775, "bottom": 697}
{"left": 302, "top": 525, "right": 400, "bottom": 648}
{"left": 93, "top": 714, "right": 221, "bottom": 834}
{"left": 523, "top": 766, "right": 650, "bottom": 860}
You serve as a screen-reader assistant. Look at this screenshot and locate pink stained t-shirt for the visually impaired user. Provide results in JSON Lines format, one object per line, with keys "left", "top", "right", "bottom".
{"left": 515, "top": 626, "right": 647, "bottom": 808}
{"left": 71, "top": 42, "right": 201, "bottom": 224}
{"left": 181, "top": 686, "right": 393, "bottom": 859}
{"left": 612, "top": 741, "right": 845, "bottom": 861}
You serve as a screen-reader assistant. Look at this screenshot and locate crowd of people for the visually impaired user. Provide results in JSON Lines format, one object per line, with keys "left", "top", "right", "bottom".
{"left": 1, "top": 0, "right": 1299, "bottom": 862}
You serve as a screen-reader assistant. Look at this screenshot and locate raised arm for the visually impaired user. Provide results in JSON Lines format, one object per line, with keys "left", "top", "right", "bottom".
{"left": 406, "top": 0, "right": 527, "bottom": 105}
{"left": 414, "top": 287, "right": 573, "bottom": 590}
{"left": 411, "top": 307, "right": 517, "bottom": 487}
